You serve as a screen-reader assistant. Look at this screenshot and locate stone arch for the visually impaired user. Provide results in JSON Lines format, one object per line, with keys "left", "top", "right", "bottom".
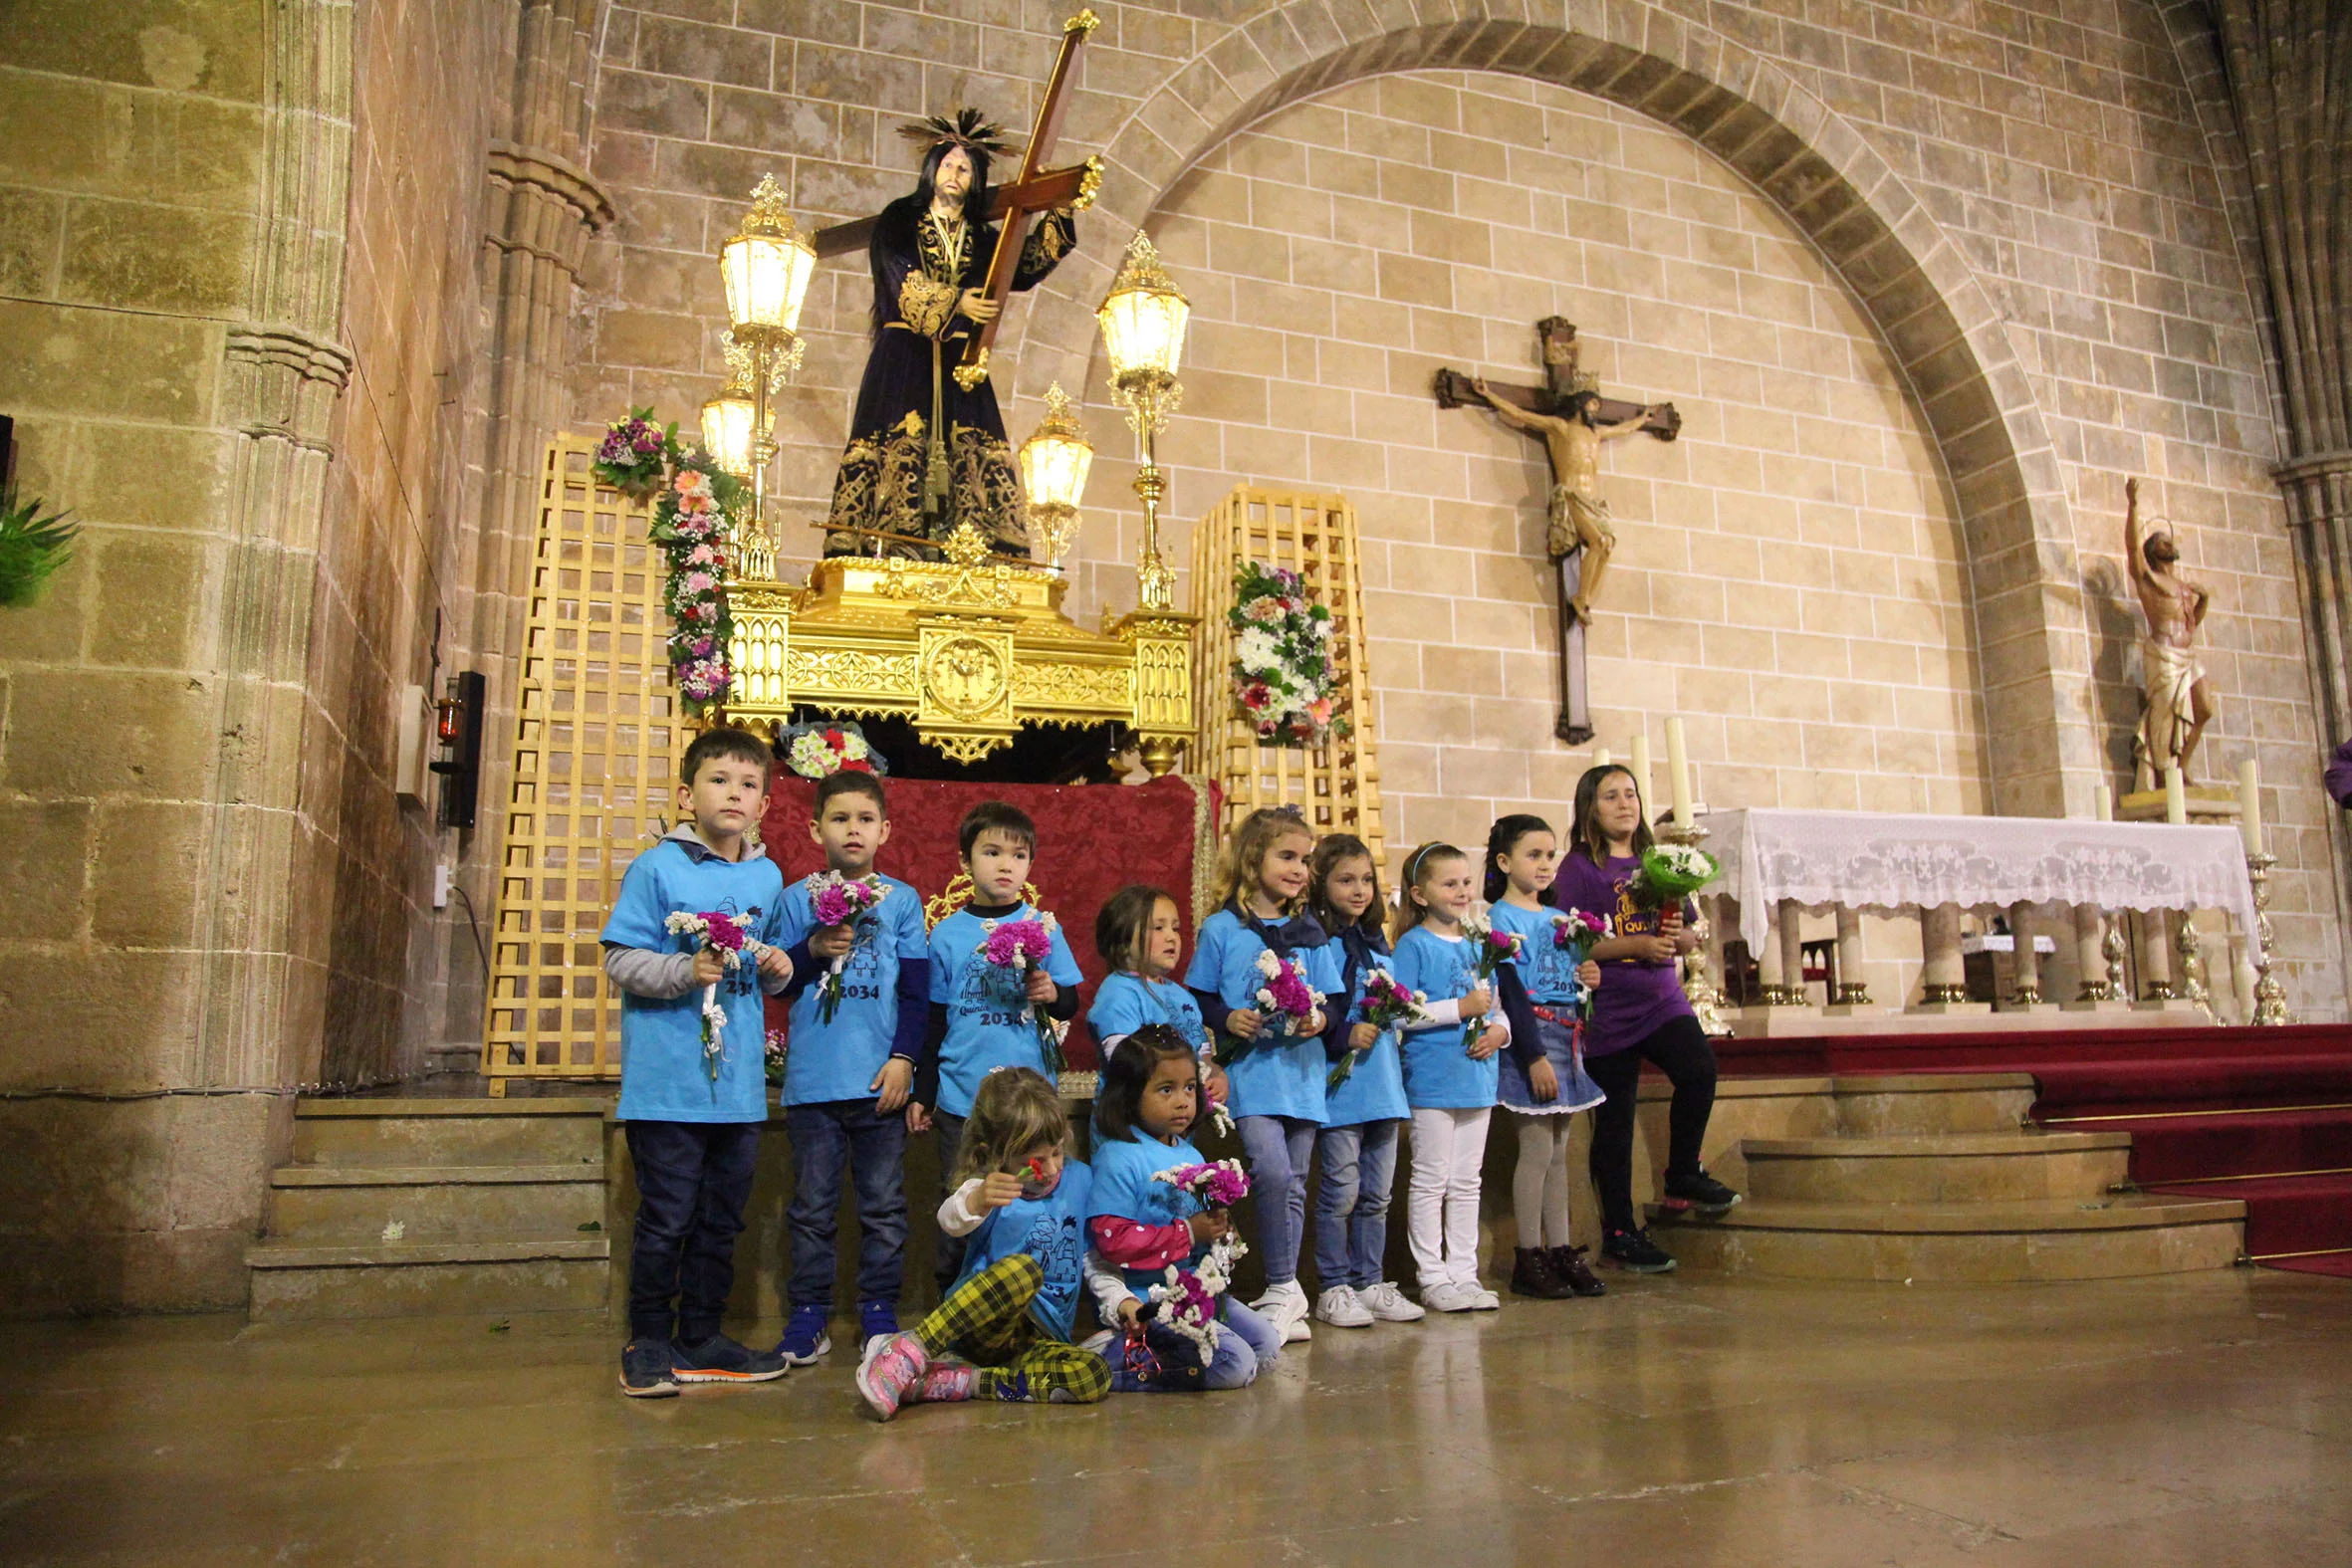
{"left": 1021, "top": 5, "right": 2095, "bottom": 817}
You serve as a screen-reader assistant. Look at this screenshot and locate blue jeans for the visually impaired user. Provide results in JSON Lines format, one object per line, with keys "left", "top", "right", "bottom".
{"left": 624, "top": 1119, "right": 762, "bottom": 1343}
{"left": 1109, "top": 1296, "right": 1282, "bottom": 1393}
{"left": 1236, "top": 1114, "right": 1316, "bottom": 1287}
{"left": 783, "top": 1099, "right": 908, "bottom": 1310}
{"left": 1313, "top": 1120, "right": 1400, "bottom": 1290}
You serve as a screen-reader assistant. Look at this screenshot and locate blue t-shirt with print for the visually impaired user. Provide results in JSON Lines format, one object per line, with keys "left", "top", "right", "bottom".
{"left": 1489, "top": 900, "right": 1586, "bottom": 1009}
{"left": 1185, "top": 908, "right": 1338, "bottom": 1124}
{"left": 1087, "top": 972, "right": 1209, "bottom": 1055}
{"left": 951, "top": 1161, "right": 1094, "bottom": 1343}
{"left": 1316, "top": 932, "right": 1410, "bottom": 1128}
{"left": 928, "top": 904, "right": 1084, "bottom": 1118}
{"left": 1390, "top": 925, "right": 1499, "bottom": 1111}
{"left": 600, "top": 836, "right": 789, "bottom": 1124}
{"left": 773, "top": 872, "right": 928, "bottom": 1107}
{"left": 1087, "top": 1131, "right": 1209, "bottom": 1297}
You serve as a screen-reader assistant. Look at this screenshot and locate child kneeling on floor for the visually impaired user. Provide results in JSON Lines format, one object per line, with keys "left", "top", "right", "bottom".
{"left": 855, "top": 1067, "right": 1107, "bottom": 1420}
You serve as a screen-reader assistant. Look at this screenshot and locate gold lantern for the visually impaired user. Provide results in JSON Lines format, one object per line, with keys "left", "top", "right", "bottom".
{"left": 1096, "top": 232, "right": 1190, "bottom": 609}
{"left": 1017, "top": 382, "right": 1092, "bottom": 575}
{"left": 698, "top": 369, "right": 760, "bottom": 480}
{"left": 715, "top": 174, "right": 816, "bottom": 574}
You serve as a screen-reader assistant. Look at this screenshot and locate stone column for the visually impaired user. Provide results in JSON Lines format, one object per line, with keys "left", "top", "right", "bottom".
{"left": 2003, "top": 901, "right": 2051, "bottom": 1010}
{"left": 1776, "top": 899, "right": 1807, "bottom": 1006}
{"left": 1827, "top": 906, "right": 1870, "bottom": 1009}
{"left": 1913, "top": 904, "right": 1987, "bottom": 1012}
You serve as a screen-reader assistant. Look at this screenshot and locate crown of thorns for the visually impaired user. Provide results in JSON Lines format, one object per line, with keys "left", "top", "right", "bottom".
{"left": 900, "top": 109, "right": 1019, "bottom": 160}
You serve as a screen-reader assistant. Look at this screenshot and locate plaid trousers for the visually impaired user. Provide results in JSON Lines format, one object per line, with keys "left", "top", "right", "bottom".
{"left": 916, "top": 1253, "right": 1109, "bottom": 1404}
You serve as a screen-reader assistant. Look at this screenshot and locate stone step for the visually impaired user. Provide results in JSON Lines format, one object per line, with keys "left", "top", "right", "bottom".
{"left": 1742, "top": 1131, "right": 2133, "bottom": 1204}
{"left": 264, "top": 1164, "right": 607, "bottom": 1243}
{"left": 244, "top": 1236, "right": 611, "bottom": 1321}
{"left": 291, "top": 1098, "right": 608, "bottom": 1169}
{"left": 1649, "top": 1194, "right": 2245, "bottom": 1282}
{"left": 1828, "top": 1073, "right": 2038, "bottom": 1136}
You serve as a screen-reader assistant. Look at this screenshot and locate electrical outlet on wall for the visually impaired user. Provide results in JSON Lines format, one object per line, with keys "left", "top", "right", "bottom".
{"left": 433, "top": 864, "right": 453, "bottom": 910}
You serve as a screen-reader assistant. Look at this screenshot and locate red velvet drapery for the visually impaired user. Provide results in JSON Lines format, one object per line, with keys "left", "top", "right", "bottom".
{"left": 761, "top": 774, "right": 1221, "bottom": 1068}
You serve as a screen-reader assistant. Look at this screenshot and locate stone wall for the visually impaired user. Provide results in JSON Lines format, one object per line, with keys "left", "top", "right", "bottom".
{"left": 570, "top": 1, "right": 2342, "bottom": 1016}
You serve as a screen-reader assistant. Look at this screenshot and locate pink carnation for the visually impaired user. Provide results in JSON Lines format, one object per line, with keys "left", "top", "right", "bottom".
{"left": 982, "top": 920, "right": 1054, "bottom": 968}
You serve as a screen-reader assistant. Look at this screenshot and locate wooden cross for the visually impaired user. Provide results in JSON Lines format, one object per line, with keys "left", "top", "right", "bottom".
{"left": 812, "top": 10, "right": 1104, "bottom": 392}
{"left": 1434, "top": 317, "right": 1681, "bottom": 438}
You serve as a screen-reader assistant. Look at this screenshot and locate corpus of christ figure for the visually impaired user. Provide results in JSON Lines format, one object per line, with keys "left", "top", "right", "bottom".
{"left": 2124, "top": 476, "right": 2216, "bottom": 786}
{"left": 1436, "top": 319, "right": 1678, "bottom": 742}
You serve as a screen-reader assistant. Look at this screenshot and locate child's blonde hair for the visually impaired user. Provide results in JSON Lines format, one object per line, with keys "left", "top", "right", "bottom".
{"left": 1389, "top": 840, "right": 1468, "bottom": 943}
{"left": 953, "top": 1067, "right": 1072, "bottom": 1184}
{"left": 1211, "top": 806, "right": 1316, "bottom": 918}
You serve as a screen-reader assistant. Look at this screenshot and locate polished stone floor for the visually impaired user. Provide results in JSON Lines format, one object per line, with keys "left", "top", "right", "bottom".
{"left": 3, "top": 1269, "right": 2348, "bottom": 1566}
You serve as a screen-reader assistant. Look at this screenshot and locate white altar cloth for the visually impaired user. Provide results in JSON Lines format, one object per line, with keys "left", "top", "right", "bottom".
{"left": 1706, "top": 808, "right": 2258, "bottom": 958}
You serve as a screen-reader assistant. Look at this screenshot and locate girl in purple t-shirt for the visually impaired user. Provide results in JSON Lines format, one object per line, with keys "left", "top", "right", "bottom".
{"left": 1552, "top": 765, "right": 1741, "bottom": 1273}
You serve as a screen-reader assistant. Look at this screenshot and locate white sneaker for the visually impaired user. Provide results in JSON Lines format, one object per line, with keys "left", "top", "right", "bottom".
{"left": 1253, "top": 1281, "right": 1313, "bottom": 1343}
{"left": 1358, "top": 1280, "right": 1427, "bottom": 1322}
{"left": 1313, "top": 1285, "right": 1375, "bottom": 1328}
{"left": 1421, "top": 1281, "right": 1478, "bottom": 1312}
{"left": 1469, "top": 1285, "right": 1502, "bottom": 1310}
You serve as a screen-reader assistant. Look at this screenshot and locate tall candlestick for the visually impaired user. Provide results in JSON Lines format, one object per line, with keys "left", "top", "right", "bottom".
{"left": 2093, "top": 784, "right": 2113, "bottom": 822}
{"left": 1593, "top": 747, "right": 1612, "bottom": 772}
{"left": 1630, "top": 733, "right": 1654, "bottom": 817}
{"left": 1665, "top": 716, "right": 1696, "bottom": 827}
{"left": 2238, "top": 758, "right": 2262, "bottom": 855}
{"left": 2163, "top": 765, "right": 2187, "bottom": 825}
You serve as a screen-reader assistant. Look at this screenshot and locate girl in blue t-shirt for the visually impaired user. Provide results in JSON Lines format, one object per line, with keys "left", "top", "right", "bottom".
{"left": 1089, "top": 884, "right": 1213, "bottom": 1056}
{"left": 1183, "top": 807, "right": 1337, "bottom": 1347}
{"left": 1389, "top": 841, "right": 1511, "bottom": 1312}
{"left": 854, "top": 1067, "right": 1107, "bottom": 1420}
{"left": 1084, "top": 1027, "right": 1284, "bottom": 1391}
{"left": 1484, "top": 814, "right": 1607, "bottom": 1303}
{"left": 1304, "top": 834, "right": 1424, "bottom": 1330}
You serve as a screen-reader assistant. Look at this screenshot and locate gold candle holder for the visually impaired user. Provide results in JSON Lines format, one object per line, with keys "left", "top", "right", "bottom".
{"left": 1654, "top": 817, "right": 1731, "bottom": 1035}
{"left": 2246, "top": 852, "right": 2296, "bottom": 1026}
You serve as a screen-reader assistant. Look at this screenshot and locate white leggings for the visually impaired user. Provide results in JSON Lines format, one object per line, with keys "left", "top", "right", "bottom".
{"left": 1512, "top": 1112, "right": 1575, "bottom": 1250}
{"left": 1407, "top": 1106, "right": 1492, "bottom": 1290}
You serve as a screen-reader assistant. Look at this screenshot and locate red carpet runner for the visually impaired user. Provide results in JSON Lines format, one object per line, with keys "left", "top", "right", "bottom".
{"left": 1717, "top": 1023, "right": 2352, "bottom": 1276}
{"left": 759, "top": 774, "right": 1219, "bottom": 1070}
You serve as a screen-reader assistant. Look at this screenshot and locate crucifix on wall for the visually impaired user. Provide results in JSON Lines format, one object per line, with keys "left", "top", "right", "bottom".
{"left": 1436, "top": 319, "right": 1679, "bottom": 743}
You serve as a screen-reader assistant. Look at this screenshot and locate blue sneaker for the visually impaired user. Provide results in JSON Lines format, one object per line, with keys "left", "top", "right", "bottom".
{"left": 776, "top": 1303, "right": 831, "bottom": 1366}
{"left": 857, "top": 1299, "right": 899, "bottom": 1354}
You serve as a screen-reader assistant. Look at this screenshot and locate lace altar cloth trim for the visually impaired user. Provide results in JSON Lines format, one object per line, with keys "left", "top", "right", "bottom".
{"left": 1708, "top": 808, "right": 2258, "bottom": 957}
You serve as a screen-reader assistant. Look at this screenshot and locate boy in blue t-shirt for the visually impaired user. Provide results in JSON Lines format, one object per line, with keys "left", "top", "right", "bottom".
{"left": 910, "top": 800, "right": 1083, "bottom": 1294}
{"left": 769, "top": 770, "right": 930, "bottom": 1365}
{"left": 600, "top": 728, "right": 797, "bottom": 1398}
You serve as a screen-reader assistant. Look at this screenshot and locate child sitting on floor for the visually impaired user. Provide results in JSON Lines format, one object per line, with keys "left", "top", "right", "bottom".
{"left": 854, "top": 1067, "right": 1106, "bottom": 1420}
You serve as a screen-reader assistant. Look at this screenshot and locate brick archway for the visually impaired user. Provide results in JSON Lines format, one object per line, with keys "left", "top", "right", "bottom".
{"left": 1026, "top": 6, "right": 2096, "bottom": 818}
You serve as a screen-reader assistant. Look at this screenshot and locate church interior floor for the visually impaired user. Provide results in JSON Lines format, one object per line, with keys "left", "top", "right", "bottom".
{"left": 4, "top": 1271, "right": 2348, "bottom": 1567}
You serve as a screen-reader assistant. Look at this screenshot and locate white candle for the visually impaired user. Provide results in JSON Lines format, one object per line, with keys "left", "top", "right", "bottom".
{"left": 2163, "top": 765, "right": 2187, "bottom": 825}
{"left": 1630, "top": 732, "right": 1654, "bottom": 816}
{"left": 2093, "top": 784, "right": 2113, "bottom": 822}
{"left": 2238, "top": 759, "right": 2262, "bottom": 855}
{"left": 1665, "top": 716, "right": 1696, "bottom": 827}
{"left": 1592, "top": 747, "right": 1612, "bottom": 772}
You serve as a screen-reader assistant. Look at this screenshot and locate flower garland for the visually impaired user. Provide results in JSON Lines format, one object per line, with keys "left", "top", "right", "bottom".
{"left": 593, "top": 407, "right": 749, "bottom": 717}
{"left": 1228, "top": 560, "right": 1346, "bottom": 749}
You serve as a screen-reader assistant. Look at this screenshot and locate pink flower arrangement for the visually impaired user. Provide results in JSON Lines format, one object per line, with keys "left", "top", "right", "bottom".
{"left": 981, "top": 913, "right": 1065, "bottom": 1074}
{"left": 1212, "top": 950, "right": 1321, "bottom": 1066}
{"left": 665, "top": 909, "right": 754, "bottom": 1082}
{"left": 1151, "top": 1159, "right": 1252, "bottom": 1209}
{"left": 809, "top": 872, "right": 886, "bottom": 1023}
{"left": 1330, "top": 967, "right": 1425, "bottom": 1090}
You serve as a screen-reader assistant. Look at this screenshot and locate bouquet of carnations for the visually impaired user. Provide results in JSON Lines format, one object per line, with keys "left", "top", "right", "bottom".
{"left": 783, "top": 722, "right": 885, "bottom": 781}
{"left": 764, "top": 1027, "right": 788, "bottom": 1086}
{"left": 808, "top": 872, "right": 887, "bottom": 1023}
{"left": 1142, "top": 1228, "right": 1249, "bottom": 1360}
{"left": 665, "top": 909, "right": 752, "bottom": 1082}
{"left": 1329, "top": 967, "right": 1424, "bottom": 1090}
{"left": 1151, "top": 1158, "right": 1252, "bottom": 1209}
{"left": 1460, "top": 918, "right": 1523, "bottom": 1051}
{"left": 1214, "top": 950, "right": 1321, "bottom": 1066}
{"left": 1552, "top": 906, "right": 1612, "bottom": 1021}
{"left": 1626, "top": 842, "right": 1721, "bottom": 911}
{"left": 591, "top": 407, "right": 677, "bottom": 501}
{"left": 981, "top": 913, "right": 1064, "bottom": 1073}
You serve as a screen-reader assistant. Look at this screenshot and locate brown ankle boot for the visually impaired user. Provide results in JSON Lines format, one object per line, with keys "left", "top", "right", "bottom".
{"left": 1548, "top": 1243, "right": 1607, "bottom": 1297}
{"left": 1511, "top": 1246, "right": 1573, "bottom": 1298}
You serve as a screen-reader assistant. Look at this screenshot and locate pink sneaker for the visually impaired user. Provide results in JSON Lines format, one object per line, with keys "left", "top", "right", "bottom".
{"left": 917, "top": 1360, "right": 975, "bottom": 1404}
{"left": 854, "top": 1331, "right": 930, "bottom": 1422}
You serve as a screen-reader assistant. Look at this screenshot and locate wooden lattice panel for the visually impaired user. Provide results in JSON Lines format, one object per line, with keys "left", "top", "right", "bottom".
{"left": 1189, "top": 485, "right": 1385, "bottom": 868}
{"left": 483, "top": 436, "right": 678, "bottom": 1084}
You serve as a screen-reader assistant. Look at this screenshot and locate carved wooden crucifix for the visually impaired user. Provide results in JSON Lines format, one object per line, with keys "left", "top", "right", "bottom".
{"left": 813, "top": 10, "right": 1104, "bottom": 392}
{"left": 1435, "top": 319, "right": 1679, "bottom": 743}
